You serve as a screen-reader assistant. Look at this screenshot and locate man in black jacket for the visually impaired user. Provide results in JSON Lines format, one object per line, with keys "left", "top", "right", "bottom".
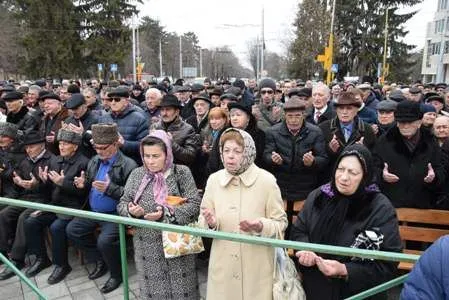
{"left": 24, "top": 129, "right": 89, "bottom": 283}
{"left": 0, "top": 131, "right": 57, "bottom": 280}
{"left": 3, "top": 91, "right": 41, "bottom": 134}
{"left": 66, "top": 123, "right": 137, "bottom": 294}
{"left": 373, "top": 101, "right": 445, "bottom": 208}
{"left": 264, "top": 97, "right": 328, "bottom": 231}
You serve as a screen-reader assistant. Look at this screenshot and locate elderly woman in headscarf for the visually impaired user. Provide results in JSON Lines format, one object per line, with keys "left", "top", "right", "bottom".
{"left": 117, "top": 130, "right": 201, "bottom": 300}
{"left": 290, "top": 144, "right": 402, "bottom": 300}
{"left": 200, "top": 128, "right": 288, "bottom": 300}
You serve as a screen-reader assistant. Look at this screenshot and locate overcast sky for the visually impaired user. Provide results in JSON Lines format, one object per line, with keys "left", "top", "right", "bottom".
{"left": 138, "top": 0, "right": 436, "bottom": 69}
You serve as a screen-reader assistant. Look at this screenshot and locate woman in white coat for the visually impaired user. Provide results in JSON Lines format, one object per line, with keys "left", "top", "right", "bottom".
{"left": 200, "top": 128, "right": 288, "bottom": 300}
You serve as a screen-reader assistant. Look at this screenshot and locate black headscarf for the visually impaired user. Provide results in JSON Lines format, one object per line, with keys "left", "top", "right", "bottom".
{"left": 310, "top": 144, "right": 379, "bottom": 246}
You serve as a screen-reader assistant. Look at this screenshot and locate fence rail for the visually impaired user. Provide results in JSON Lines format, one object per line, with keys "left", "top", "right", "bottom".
{"left": 0, "top": 197, "right": 418, "bottom": 299}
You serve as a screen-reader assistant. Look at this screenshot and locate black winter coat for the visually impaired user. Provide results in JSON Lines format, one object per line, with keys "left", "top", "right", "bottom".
{"left": 372, "top": 127, "right": 445, "bottom": 208}
{"left": 85, "top": 151, "right": 137, "bottom": 203}
{"left": 263, "top": 121, "right": 328, "bottom": 200}
{"left": 185, "top": 114, "right": 209, "bottom": 134}
{"left": 6, "top": 105, "right": 41, "bottom": 135}
{"left": 0, "top": 142, "right": 25, "bottom": 198}
{"left": 305, "top": 105, "right": 335, "bottom": 125}
{"left": 151, "top": 117, "right": 200, "bottom": 167}
{"left": 16, "top": 150, "right": 58, "bottom": 203}
{"left": 290, "top": 187, "right": 402, "bottom": 299}
{"left": 46, "top": 151, "right": 90, "bottom": 209}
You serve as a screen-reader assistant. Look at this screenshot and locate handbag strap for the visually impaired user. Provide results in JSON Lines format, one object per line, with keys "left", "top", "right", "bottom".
{"left": 273, "top": 225, "right": 287, "bottom": 278}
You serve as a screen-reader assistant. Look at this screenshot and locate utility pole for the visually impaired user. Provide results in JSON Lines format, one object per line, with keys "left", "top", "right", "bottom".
{"left": 132, "top": 14, "right": 137, "bottom": 84}
{"left": 179, "top": 36, "right": 183, "bottom": 79}
{"left": 159, "top": 38, "right": 163, "bottom": 77}
{"left": 327, "top": 0, "right": 336, "bottom": 84}
{"left": 256, "top": 35, "right": 260, "bottom": 81}
{"left": 381, "top": 8, "right": 389, "bottom": 84}
{"left": 261, "top": 7, "right": 264, "bottom": 77}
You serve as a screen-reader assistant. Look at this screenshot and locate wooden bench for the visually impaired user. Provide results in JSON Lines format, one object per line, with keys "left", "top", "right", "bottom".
{"left": 396, "top": 208, "right": 449, "bottom": 271}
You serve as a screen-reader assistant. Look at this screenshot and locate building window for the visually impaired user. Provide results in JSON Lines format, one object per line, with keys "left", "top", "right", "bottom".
{"left": 426, "top": 40, "right": 432, "bottom": 67}
{"left": 445, "top": 41, "right": 449, "bottom": 54}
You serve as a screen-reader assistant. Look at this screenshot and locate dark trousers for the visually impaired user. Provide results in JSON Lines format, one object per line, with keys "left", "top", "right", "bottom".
{"left": 0, "top": 206, "right": 33, "bottom": 262}
{"left": 24, "top": 213, "right": 71, "bottom": 266}
{"left": 66, "top": 217, "right": 121, "bottom": 279}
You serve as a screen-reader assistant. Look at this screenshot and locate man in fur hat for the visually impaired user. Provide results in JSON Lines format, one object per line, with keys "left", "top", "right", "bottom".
{"left": 66, "top": 123, "right": 137, "bottom": 294}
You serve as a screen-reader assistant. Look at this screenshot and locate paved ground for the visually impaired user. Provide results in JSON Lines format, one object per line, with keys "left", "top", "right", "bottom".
{"left": 0, "top": 247, "right": 208, "bottom": 300}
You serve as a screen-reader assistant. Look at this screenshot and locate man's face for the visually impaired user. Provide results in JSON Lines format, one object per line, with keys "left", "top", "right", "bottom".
{"left": 160, "top": 106, "right": 179, "bottom": 123}
{"left": 248, "top": 79, "right": 256, "bottom": 89}
{"left": 377, "top": 110, "right": 395, "bottom": 125}
{"left": 59, "top": 88, "right": 70, "bottom": 101}
{"left": 422, "top": 112, "right": 437, "bottom": 127}
{"left": 429, "top": 100, "right": 444, "bottom": 113}
{"left": 146, "top": 91, "right": 161, "bottom": 109}
{"left": 211, "top": 95, "right": 220, "bottom": 106}
{"left": 27, "top": 90, "right": 39, "bottom": 106}
{"left": 336, "top": 105, "right": 358, "bottom": 123}
{"left": 25, "top": 143, "right": 45, "bottom": 159}
{"left": 91, "top": 80, "right": 99, "bottom": 89}
{"left": 94, "top": 143, "right": 117, "bottom": 160}
{"left": 409, "top": 93, "right": 422, "bottom": 102}
{"left": 59, "top": 141, "right": 78, "bottom": 158}
{"left": 285, "top": 110, "right": 304, "bottom": 131}
{"left": 175, "top": 91, "right": 189, "bottom": 103}
{"left": 5, "top": 99, "right": 23, "bottom": 114}
{"left": 70, "top": 104, "right": 88, "bottom": 120}
{"left": 260, "top": 88, "right": 274, "bottom": 105}
{"left": 0, "top": 135, "right": 14, "bottom": 148}
{"left": 360, "top": 88, "right": 370, "bottom": 101}
{"left": 110, "top": 97, "right": 128, "bottom": 113}
{"left": 332, "top": 85, "right": 341, "bottom": 97}
{"left": 312, "top": 87, "right": 329, "bottom": 110}
{"left": 44, "top": 99, "right": 61, "bottom": 116}
{"left": 83, "top": 91, "right": 97, "bottom": 106}
{"left": 397, "top": 120, "right": 421, "bottom": 138}
{"left": 193, "top": 100, "right": 210, "bottom": 117}
{"left": 434, "top": 118, "right": 449, "bottom": 139}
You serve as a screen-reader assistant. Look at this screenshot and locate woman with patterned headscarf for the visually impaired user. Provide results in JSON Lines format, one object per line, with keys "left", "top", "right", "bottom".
{"left": 290, "top": 144, "right": 402, "bottom": 299}
{"left": 200, "top": 128, "right": 288, "bottom": 300}
{"left": 117, "top": 130, "right": 201, "bottom": 300}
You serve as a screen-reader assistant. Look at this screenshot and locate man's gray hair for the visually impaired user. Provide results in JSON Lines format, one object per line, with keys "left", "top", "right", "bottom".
{"left": 145, "top": 88, "right": 162, "bottom": 99}
{"left": 312, "top": 83, "right": 330, "bottom": 97}
{"left": 28, "top": 85, "right": 41, "bottom": 92}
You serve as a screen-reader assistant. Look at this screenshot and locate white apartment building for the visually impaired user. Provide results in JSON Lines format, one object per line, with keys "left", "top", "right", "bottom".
{"left": 422, "top": 0, "right": 449, "bottom": 83}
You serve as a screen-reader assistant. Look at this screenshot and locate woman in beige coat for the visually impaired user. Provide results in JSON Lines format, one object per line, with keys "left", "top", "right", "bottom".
{"left": 200, "top": 128, "right": 288, "bottom": 300}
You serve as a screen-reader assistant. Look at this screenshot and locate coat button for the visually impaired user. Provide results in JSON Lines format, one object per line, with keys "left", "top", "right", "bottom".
{"left": 142, "top": 256, "right": 146, "bottom": 260}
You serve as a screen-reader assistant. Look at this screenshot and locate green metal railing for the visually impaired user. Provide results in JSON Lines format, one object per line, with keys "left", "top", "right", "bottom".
{"left": 0, "top": 197, "right": 418, "bottom": 300}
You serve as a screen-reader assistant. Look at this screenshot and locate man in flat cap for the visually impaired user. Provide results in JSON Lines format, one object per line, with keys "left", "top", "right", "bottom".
{"left": 24, "top": 129, "right": 89, "bottom": 283}
{"left": 408, "top": 86, "right": 423, "bottom": 103}
{"left": 40, "top": 93, "right": 70, "bottom": 155}
{"left": 63, "top": 93, "right": 100, "bottom": 158}
{"left": 3, "top": 91, "right": 41, "bottom": 134}
{"left": 100, "top": 87, "right": 148, "bottom": 164}
{"left": 0, "top": 131, "right": 57, "bottom": 280}
{"left": 357, "top": 83, "right": 380, "bottom": 110}
{"left": 371, "top": 100, "right": 397, "bottom": 137}
{"left": 0, "top": 122, "right": 25, "bottom": 200}
{"left": 151, "top": 94, "right": 200, "bottom": 167}
{"left": 66, "top": 123, "right": 137, "bottom": 293}
{"left": 305, "top": 83, "right": 335, "bottom": 125}
{"left": 264, "top": 97, "right": 328, "bottom": 234}
{"left": 373, "top": 101, "right": 445, "bottom": 208}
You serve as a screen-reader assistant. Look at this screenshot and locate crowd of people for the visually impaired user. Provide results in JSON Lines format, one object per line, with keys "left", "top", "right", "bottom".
{"left": 0, "top": 76, "right": 447, "bottom": 299}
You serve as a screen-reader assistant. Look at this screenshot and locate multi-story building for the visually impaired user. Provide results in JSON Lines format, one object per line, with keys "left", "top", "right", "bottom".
{"left": 422, "top": 0, "right": 449, "bottom": 83}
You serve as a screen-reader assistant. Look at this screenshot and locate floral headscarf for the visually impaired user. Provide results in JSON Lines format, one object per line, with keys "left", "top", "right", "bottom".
{"left": 133, "top": 130, "right": 174, "bottom": 210}
{"left": 219, "top": 128, "right": 256, "bottom": 175}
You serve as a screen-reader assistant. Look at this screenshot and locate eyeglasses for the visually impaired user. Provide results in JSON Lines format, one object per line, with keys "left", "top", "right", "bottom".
{"left": 94, "top": 144, "right": 112, "bottom": 151}
{"left": 260, "top": 90, "right": 274, "bottom": 95}
{"left": 110, "top": 97, "right": 122, "bottom": 102}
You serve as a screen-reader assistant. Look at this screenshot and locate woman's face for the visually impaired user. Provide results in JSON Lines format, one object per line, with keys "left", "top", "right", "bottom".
{"left": 209, "top": 116, "right": 226, "bottom": 131}
{"left": 335, "top": 156, "right": 364, "bottom": 196}
{"left": 230, "top": 108, "right": 249, "bottom": 129}
{"left": 222, "top": 140, "right": 244, "bottom": 174}
{"left": 143, "top": 144, "right": 166, "bottom": 173}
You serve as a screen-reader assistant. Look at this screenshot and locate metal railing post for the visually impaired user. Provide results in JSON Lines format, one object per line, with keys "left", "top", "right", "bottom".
{"left": 119, "top": 223, "right": 129, "bottom": 300}
{"left": 0, "top": 253, "right": 48, "bottom": 300}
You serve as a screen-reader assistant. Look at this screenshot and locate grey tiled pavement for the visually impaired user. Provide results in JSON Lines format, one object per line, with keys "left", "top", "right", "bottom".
{"left": 0, "top": 247, "right": 208, "bottom": 300}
